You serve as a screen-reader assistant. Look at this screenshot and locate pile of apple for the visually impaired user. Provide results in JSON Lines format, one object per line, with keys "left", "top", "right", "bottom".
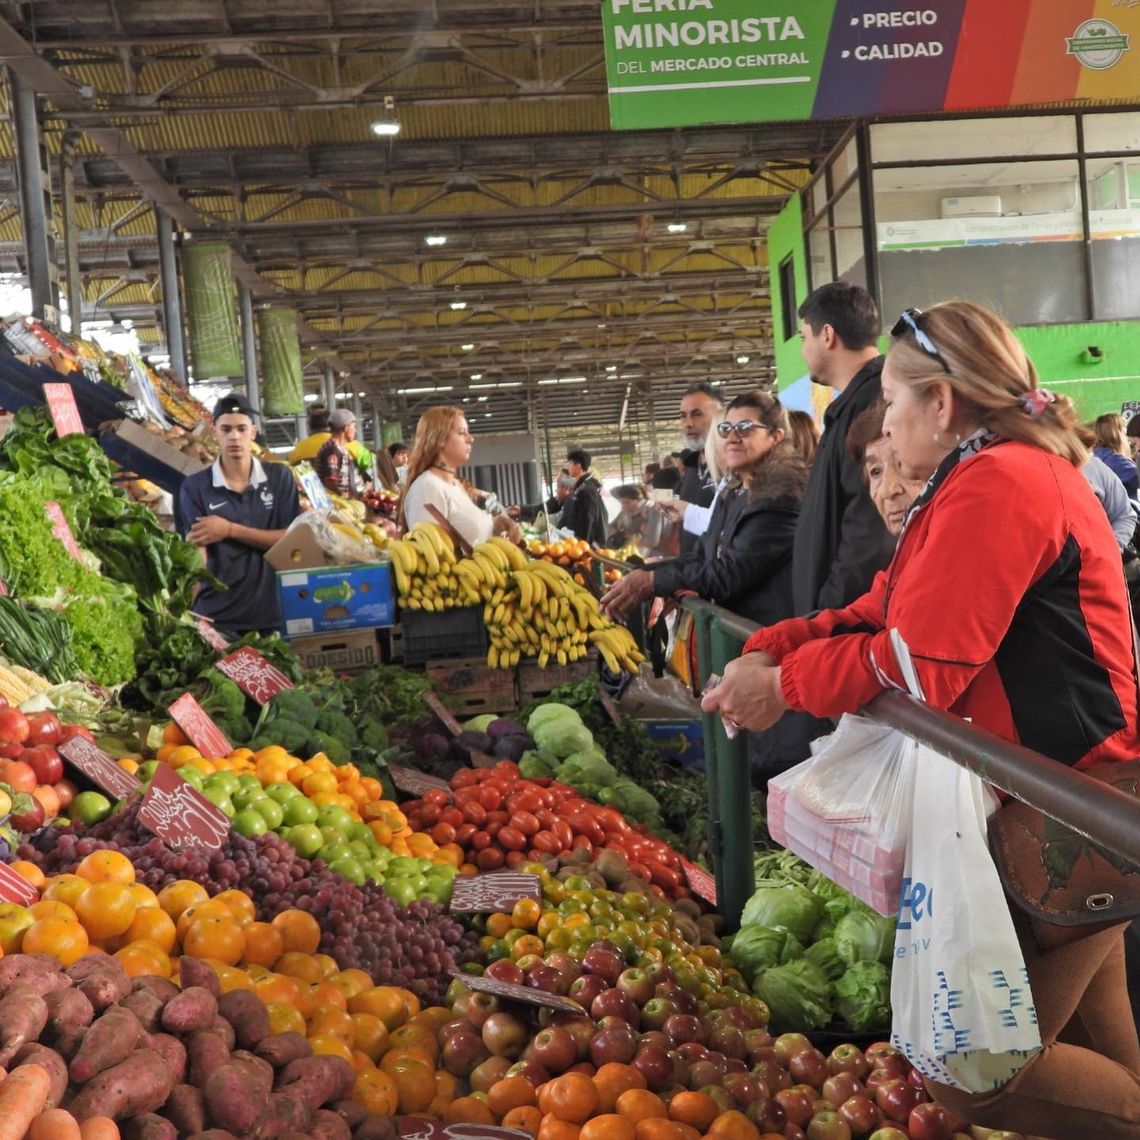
{"left": 438, "top": 938, "right": 1000, "bottom": 1140}
{"left": 0, "top": 703, "right": 100, "bottom": 839}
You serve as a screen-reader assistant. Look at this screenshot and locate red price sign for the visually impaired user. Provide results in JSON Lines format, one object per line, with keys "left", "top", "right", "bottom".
{"left": 216, "top": 646, "right": 294, "bottom": 705}
{"left": 59, "top": 737, "right": 142, "bottom": 802}
{"left": 44, "top": 502, "right": 83, "bottom": 562}
{"left": 0, "top": 578, "right": 9, "bottom": 598}
{"left": 139, "top": 763, "right": 230, "bottom": 851}
{"left": 680, "top": 857, "right": 717, "bottom": 905}
{"left": 450, "top": 872, "right": 542, "bottom": 914}
{"left": 0, "top": 862, "right": 38, "bottom": 905}
{"left": 388, "top": 764, "right": 452, "bottom": 800}
{"left": 43, "top": 383, "right": 84, "bottom": 437}
{"left": 399, "top": 1119, "right": 531, "bottom": 1139}
{"left": 196, "top": 618, "right": 230, "bottom": 653}
{"left": 167, "top": 693, "right": 233, "bottom": 758}
{"left": 447, "top": 970, "right": 585, "bottom": 1016}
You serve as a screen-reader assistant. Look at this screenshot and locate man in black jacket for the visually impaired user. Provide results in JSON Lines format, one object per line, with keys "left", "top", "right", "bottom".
{"left": 675, "top": 382, "right": 725, "bottom": 553}
{"left": 560, "top": 449, "right": 607, "bottom": 545}
{"left": 793, "top": 282, "right": 893, "bottom": 614}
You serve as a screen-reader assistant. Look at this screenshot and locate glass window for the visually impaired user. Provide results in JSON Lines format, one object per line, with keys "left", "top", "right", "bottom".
{"left": 831, "top": 137, "right": 859, "bottom": 190}
{"left": 832, "top": 186, "right": 866, "bottom": 289}
{"left": 1086, "top": 156, "right": 1140, "bottom": 319}
{"left": 808, "top": 223, "right": 832, "bottom": 290}
{"left": 874, "top": 160, "right": 1085, "bottom": 324}
{"left": 778, "top": 256, "right": 797, "bottom": 342}
{"left": 1083, "top": 111, "right": 1140, "bottom": 154}
{"left": 871, "top": 116, "right": 1077, "bottom": 164}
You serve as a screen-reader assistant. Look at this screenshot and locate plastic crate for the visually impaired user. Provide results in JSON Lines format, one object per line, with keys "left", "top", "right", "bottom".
{"left": 425, "top": 657, "right": 517, "bottom": 715}
{"left": 517, "top": 649, "right": 598, "bottom": 704}
{"left": 401, "top": 606, "right": 488, "bottom": 665}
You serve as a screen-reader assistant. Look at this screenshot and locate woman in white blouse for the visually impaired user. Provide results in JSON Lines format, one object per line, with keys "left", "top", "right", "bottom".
{"left": 398, "top": 406, "right": 520, "bottom": 546}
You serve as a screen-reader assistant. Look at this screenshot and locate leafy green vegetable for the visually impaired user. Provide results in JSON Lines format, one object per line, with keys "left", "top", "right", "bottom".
{"left": 803, "top": 937, "right": 846, "bottom": 982}
{"left": 740, "top": 883, "right": 825, "bottom": 944}
{"left": 729, "top": 925, "right": 805, "bottom": 983}
{"left": 752, "top": 960, "right": 833, "bottom": 1032}
{"left": 834, "top": 961, "right": 892, "bottom": 1032}
{"left": 533, "top": 717, "right": 595, "bottom": 759}
{"left": 834, "top": 909, "right": 896, "bottom": 966}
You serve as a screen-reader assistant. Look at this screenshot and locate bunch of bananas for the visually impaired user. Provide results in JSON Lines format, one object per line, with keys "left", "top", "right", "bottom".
{"left": 327, "top": 509, "right": 389, "bottom": 554}
{"left": 387, "top": 522, "right": 463, "bottom": 611}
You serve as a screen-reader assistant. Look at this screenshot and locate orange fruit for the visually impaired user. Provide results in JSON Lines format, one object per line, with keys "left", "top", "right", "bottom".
{"left": 167, "top": 744, "right": 202, "bottom": 768}
{"left": 537, "top": 1119, "right": 582, "bottom": 1140}
{"left": 216, "top": 966, "right": 255, "bottom": 993}
{"left": 127, "top": 883, "right": 160, "bottom": 909}
{"left": 157, "top": 880, "right": 209, "bottom": 920}
{"left": 276, "top": 951, "right": 325, "bottom": 984}
{"left": 175, "top": 898, "right": 233, "bottom": 940}
{"left": 307, "top": 1007, "right": 355, "bottom": 1042}
{"left": 594, "top": 1063, "right": 647, "bottom": 1113}
{"left": 544, "top": 1073, "right": 600, "bottom": 1125}
{"left": 182, "top": 914, "right": 245, "bottom": 966}
{"left": 124, "top": 906, "right": 177, "bottom": 953}
{"left": 75, "top": 850, "right": 135, "bottom": 884}
{"left": 487, "top": 1076, "right": 538, "bottom": 1118}
{"left": 213, "top": 889, "right": 256, "bottom": 927}
{"left": 240, "top": 922, "right": 284, "bottom": 968}
{"left": 8, "top": 860, "right": 44, "bottom": 888}
{"left": 312, "top": 953, "right": 341, "bottom": 979}
{"left": 270, "top": 909, "right": 321, "bottom": 955}
{"left": 23, "top": 916, "right": 89, "bottom": 965}
{"left": 635, "top": 1122, "right": 701, "bottom": 1140}
{"left": 352, "top": 1069, "right": 399, "bottom": 1116}
{"left": 310, "top": 1034, "right": 354, "bottom": 1063}
{"left": 387, "top": 1057, "right": 436, "bottom": 1114}
{"left": 349, "top": 1013, "right": 390, "bottom": 1062}
{"left": 616, "top": 1090, "right": 669, "bottom": 1124}
{"left": 28, "top": 900, "right": 77, "bottom": 923}
{"left": 349, "top": 986, "right": 410, "bottom": 1029}
{"left": 309, "top": 980, "right": 348, "bottom": 1012}
{"left": 264, "top": 1001, "right": 306, "bottom": 1036}
{"left": 254, "top": 971, "right": 304, "bottom": 1007}
{"left": 704, "top": 1111, "right": 761, "bottom": 1140}
{"left": 668, "top": 1093, "right": 720, "bottom": 1132}
{"left": 163, "top": 722, "right": 189, "bottom": 745}
{"left": 74, "top": 882, "right": 137, "bottom": 942}
{"left": 503, "top": 1106, "right": 544, "bottom": 1136}
{"left": 41, "top": 875, "right": 89, "bottom": 909}
{"left": 427, "top": 1070, "right": 459, "bottom": 1117}
{"left": 387, "top": 1023, "right": 437, "bottom": 1062}
{"left": 115, "top": 940, "right": 171, "bottom": 978}
{"left": 444, "top": 1096, "right": 496, "bottom": 1125}
{"left": 581, "top": 1117, "right": 636, "bottom": 1140}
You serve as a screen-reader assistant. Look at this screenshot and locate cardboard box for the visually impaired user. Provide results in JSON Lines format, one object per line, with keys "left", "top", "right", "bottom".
{"left": 265, "top": 519, "right": 334, "bottom": 572}
{"left": 114, "top": 419, "right": 209, "bottom": 476}
{"left": 288, "top": 629, "right": 380, "bottom": 674}
{"left": 277, "top": 563, "right": 395, "bottom": 636}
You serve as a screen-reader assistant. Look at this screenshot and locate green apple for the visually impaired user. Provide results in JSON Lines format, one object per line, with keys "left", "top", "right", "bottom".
{"left": 285, "top": 823, "right": 323, "bottom": 858}
{"left": 320, "top": 842, "right": 353, "bottom": 865}
{"left": 201, "top": 787, "right": 235, "bottom": 817}
{"left": 252, "top": 798, "right": 284, "bottom": 829}
{"left": 136, "top": 760, "right": 161, "bottom": 784}
{"left": 317, "top": 805, "right": 354, "bottom": 833}
{"left": 282, "top": 796, "right": 319, "bottom": 826}
{"left": 205, "top": 771, "right": 241, "bottom": 796}
{"left": 329, "top": 856, "right": 366, "bottom": 886}
{"left": 385, "top": 879, "right": 417, "bottom": 907}
{"left": 237, "top": 773, "right": 262, "bottom": 792}
{"left": 233, "top": 809, "right": 269, "bottom": 838}
{"left": 232, "top": 788, "right": 268, "bottom": 811}
{"left": 320, "top": 825, "right": 346, "bottom": 846}
{"left": 68, "top": 791, "right": 113, "bottom": 824}
{"left": 347, "top": 840, "right": 373, "bottom": 862}
{"left": 179, "top": 766, "right": 206, "bottom": 790}
{"left": 348, "top": 822, "right": 374, "bottom": 845}
{"left": 266, "top": 781, "right": 301, "bottom": 804}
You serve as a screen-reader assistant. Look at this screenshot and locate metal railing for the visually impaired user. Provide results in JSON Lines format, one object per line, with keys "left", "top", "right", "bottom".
{"left": 679, "top": 597, "right": 1140, "bottom": 930}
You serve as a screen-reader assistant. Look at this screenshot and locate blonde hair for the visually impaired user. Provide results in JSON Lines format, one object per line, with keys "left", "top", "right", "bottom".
{"left": 1092, "top": 413, "right": 1127, "bottom": 455}
{"left": 786, "top": 410, "right": 820, "bottom": 465}
{"left": 887, "top": 300, "right": 1088, "bottom": 466}
{"left": 397, "top": 405, "right": 466, "bottom": 528}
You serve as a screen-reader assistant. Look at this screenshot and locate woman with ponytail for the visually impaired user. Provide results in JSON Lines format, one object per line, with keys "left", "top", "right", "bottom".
{"left": 704, "top": 301, "right": 1140, "bottom": 1137}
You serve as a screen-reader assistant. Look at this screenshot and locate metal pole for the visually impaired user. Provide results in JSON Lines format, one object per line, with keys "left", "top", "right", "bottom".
{"left": 322, "top": 364, "right": 337, "bottom": 410}
{"left": 238, "top": 283, "right": 260, "bottom": 413}
{"left": 156, "top": 210, "right": 187, "bottom": 381}
{"left": 57, "top": 137, "right": 82, "bottom": 331}
{"left": 10, "top": 70, "right": 57, "bottom": 321}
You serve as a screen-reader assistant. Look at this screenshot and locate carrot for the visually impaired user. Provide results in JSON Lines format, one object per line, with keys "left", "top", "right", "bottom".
{"left": 29, "top": 1108, "right": 82, "bottom": 1140}
{"left": 0, "top": 1061, "right": 52, "bottom": 1140}
{"left": 77, "top": 1119, "right": 119, "bottom": 1140}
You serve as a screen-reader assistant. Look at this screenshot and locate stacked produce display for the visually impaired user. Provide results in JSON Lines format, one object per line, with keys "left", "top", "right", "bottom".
{"left": 0, "top": 406, "right": 1030, "bottom": 1140}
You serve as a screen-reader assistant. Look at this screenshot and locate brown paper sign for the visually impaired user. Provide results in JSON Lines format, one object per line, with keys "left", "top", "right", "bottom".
{"left": 448, "top": 969, "right": 585, "bottom": 1016}
{"left": 216, "top": 646, "right": 294, "bottom": 705}
{"left": 449, "top": 872, "right": 542, "bottom": 914}
{"left": 423, "top": 691, "right": 464, "bottom": 737}
{"left": 167, "top": 692, "right": 233, "bottom": 758}
{"left": 139, "top": 763, "right": 230, "bottom": 851}
{"left": 59, "top": 737, "right": 142, "bottom": 801}
{"left": 389, "top": 764, "right": 452, "bottom": 800}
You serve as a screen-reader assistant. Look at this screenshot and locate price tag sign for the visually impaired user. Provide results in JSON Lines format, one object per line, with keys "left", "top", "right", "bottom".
{"left": 0, "top": 862, "right": 38, "bottom": 905}
{"left": 422, "top": 692, "right": 464, "bottom": 737}
{"left": 599, "top": 693, "right": 622, "bottom": 727}
{"left": 196, "top": 618, "right": 230, "bottom": 653}
{"left": 449, "top": 872, "right": 541, "bottom": 914}
{"left": 0, "top": 578, "right": 9, "bottom": 598}
{"left": 167, "top": 693, "right": 233, "bottom": 758}
{"left": 43, "top": 383, "right": 84, "bottom": 437}
{"left": 447, "top": 970, "right": 585, "bottom": 1016}
{"left": 216, "top": 646, "right": 294, "bottom": 705}
{"left": 44, "top": 502, "right": 83, "bottom": 562}
{"left": 398, "top": 1119, "right": 531, "bottom": 1140}
{"left": 60, "top": 737, "right": 142, "bottom": 801}
{"left": 680, "top": 857, "right": 717, "bottom": 905}
{"left": 389, "top": 764, "right": 452, "bottom": 800}
{"left": 139, "top": 763, "right": 230, "bottom": 851}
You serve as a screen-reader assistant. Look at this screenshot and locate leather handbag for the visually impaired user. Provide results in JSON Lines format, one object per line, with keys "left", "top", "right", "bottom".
{"left": 988, "top": 759, "right": 1140, "bottom": 926}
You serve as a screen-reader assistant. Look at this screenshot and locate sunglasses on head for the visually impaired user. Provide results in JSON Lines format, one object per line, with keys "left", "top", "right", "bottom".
{"left": 891, "top": 308, "right": 951, "bottom": 374}
{"left": 716, "top": 420, "right": 774, "bottom": 438}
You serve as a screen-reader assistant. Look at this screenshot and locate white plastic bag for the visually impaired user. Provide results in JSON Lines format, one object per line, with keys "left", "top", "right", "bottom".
{"left": 890, "top": 748, "right": 1041, "bottom": 1092}
{"left": 767, "top": 713, "right": 916, "bottom": 915}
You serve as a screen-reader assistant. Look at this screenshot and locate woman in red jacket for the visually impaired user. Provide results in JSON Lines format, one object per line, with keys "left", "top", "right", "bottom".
{"left": 705, "top": 300, "right": 1140, "bottom": 1138}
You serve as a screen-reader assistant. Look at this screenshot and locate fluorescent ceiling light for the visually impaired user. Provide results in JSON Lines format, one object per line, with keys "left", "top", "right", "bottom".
{"left": 396, "top": 385, "right": 454, "bottom": 394}
{"left": 538, "top": 376, "right": 587, "bottom": 386}
{"left": 736, "top": 355, "right": 750, "bottom": 364}
{"left": 303, "top": 393, "right": 321, "bottom": 403}
{"left": 605, "top": 365, "right": 618, "bottom": 373}
{"left": 371, "top": 119, "right": 401, "bottom": 137}
{"left": 469, "top": 381, "right": 521, "bottom": 390}
{"left": 470, "top": 373, "right": 483, "bottom": 381}
{"left": 484, "top": 412, "right": 493, "bottom": 417}
{"left": 449, "top": 301, "right": 467, "bottom": 310}
{"left": 477, "top": 396, "right": 488, "bottom": 402}
{"left": 460, "top": 342, "right": 475, "bottom": 351}
{"left": 425, "top": 234, "right": 447, "bottom": 247}
{"left": 667, "top": 222, "right": 688, "bottom": 233}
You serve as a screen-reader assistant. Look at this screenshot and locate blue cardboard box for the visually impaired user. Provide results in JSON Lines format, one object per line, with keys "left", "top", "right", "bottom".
{"left": 278, "top": 562, "right": 395, "bottom": 636}
{"left": 643, "top": 719, "right": 705, "bottom": 771}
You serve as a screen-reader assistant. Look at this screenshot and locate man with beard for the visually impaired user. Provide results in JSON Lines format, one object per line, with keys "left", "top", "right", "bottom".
{"left": 675, "top": 382, "right": 725, "bottom": 552}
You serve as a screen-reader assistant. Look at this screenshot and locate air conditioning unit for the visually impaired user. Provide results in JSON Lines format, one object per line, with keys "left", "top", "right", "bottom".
{"left": 940, "top": 195, "right": 1002, "bottom": 219}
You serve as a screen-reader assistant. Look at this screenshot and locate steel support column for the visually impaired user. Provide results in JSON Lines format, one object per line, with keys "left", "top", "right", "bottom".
{"left": 156, "top": 210, "right": 187, "bottom": 380}
{"left": 322, "top": 365, "right": 337, "bottom": 410}
{"left": 238, "top": 283, "right": 260, "bottom": 413}
{"left": 57, "top": 135, "right": 82, "bottom": 329}
{"left": 9, "top": 70, "right": 57, "bottom": 321}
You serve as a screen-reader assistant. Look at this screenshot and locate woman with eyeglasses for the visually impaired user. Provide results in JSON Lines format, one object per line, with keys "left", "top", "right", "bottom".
{"left": 704, "top": 300, "right": 1140, "bottom": 1138}
{"left": 599, "top": 389, "right": 807, "bottom": 626}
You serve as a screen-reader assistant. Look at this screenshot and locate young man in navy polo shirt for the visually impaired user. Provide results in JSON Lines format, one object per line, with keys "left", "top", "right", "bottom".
{"left": 178, "top": 394, "right": 302, "bottom": 639}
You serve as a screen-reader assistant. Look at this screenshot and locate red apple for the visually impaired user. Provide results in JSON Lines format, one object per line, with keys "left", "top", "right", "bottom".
{"left": 774, "top": 1033, "right": 814, "bottom": 1064}
{"left": 907, "top": 1102, "right": 953, "bottom": 1140}
{"left": 589, "top": 1023, "right": 639, "bottom": 1067}
{"left": 632, "top": 1045, "right": 674, "bottom": 1090}
{"left": 485, "top": 960, "right": 524, "bottom": 986}
{"left": 775, "top": 1088, "right": 816, "bottom": 1128}
{"left": 616, "top": 967, "right": 655, "bottom": 1006}
{"left": 481, "top": 1011, "right": 527, "bottom": 1058}
{"left": 789, "top": 1048, "right": 829, "bottom": 1089}
{"left": 440, "top": 1030, "right": 489, "bottom": 1077}
{"left": 469, "top": 1055, "right": 512, "bottom": 1092}
{"left": 591, "top": 988, "right": 639, "bottom": 1026}
{"left": 464, "top": 992, "right": 501, "bottom": 1029}
{"left": 805, "top": 1110, "right": 853, "bottom": 1140}
{"left": 874, "top": 1079, "right": 923, "bottom": 1124}
{"left": 827, "top": 1044, "right": 870, "bottom": 1080}
{"left": 745, "top": 1096, "right": 787, "bottom": 1133}
{"left": 505, "top": 1059, "right": 551, "bottom": 1087}
{"left": 20, "top": 745, "right": 62, "bottom": 786}
{"left": 530, "top": 1027, "right": 576, "bottom": 1074}
{"left": 664, "top": 1014, "right": 706, "bottom": 1047}
{"left": 58, "top": 723, "right": 94, "bottom": 744}
{"left": 0, "top": 708, "right": 28, "bottom": 746}
{"left": 838, "top": 1094, "right": 883, "bottom": 1135}
{"left": 569, "top": 974, "right": 609, "bottom": 1008}
{"left": 723, "top": 1071, "right": 767, "bottom": 1108}
{"left": 24, "top": 712, "right": 61, "bottom": 748}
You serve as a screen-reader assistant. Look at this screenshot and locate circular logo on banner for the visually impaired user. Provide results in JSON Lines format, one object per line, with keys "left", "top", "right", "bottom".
{"left": 1066, "top": 19, "right": 1131, "bottom": 70}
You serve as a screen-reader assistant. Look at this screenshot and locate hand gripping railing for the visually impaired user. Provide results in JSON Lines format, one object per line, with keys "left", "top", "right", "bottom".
{"left": 679, "top": 598, "right": 1140, "bottom": 930}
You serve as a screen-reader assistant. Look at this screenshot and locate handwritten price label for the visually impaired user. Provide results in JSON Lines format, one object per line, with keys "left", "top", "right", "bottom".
{"left": 449, "top": 872, "right": 541, "bottom": 914}
{"left": 196, "top": 618, "right": 230, "bottom": 653}
{"left": 167, "top": 693, "right": 233, "bottom": 759}
{"left": 139, "top": 764, "right": 230, "bottom": 851}
{"left": 398, "top": 1119, "right": 531, "bottom": 1139}
{"left": 216, "top": 646, "right": 293, "bottom": 705}
{"left": 43, "top": 383, "right": 84, "bottom": 437}
{"left": 680, "top": 857, "right": 717, "bottom": 905}
{"left": 59, "top": 737, "right": 142, "bottom": 801}
{"left": 0, "top": 862, "right": 38, "bottom": 905}
{"left": 44, "top": 502, "right": 83, "bottom": 562}
{"left": 388, "top": 764, "right": 452, "bottom": 800}
{"left": 447, "top": 970, "right": 585, "bottom": 1016}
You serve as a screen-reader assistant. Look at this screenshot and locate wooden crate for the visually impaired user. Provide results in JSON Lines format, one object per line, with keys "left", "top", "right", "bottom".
{"left": 517, "top": 649, "right": 598, "bottom": 705}
{"left": 425, "top": 657, "right": 518, "bottom": 715}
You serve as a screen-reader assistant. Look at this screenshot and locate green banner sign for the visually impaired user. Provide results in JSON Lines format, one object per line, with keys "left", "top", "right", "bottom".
{"left": 257, "top": 308, "right": 304, "bottom": 417}
{"left": 182, "top": 242, "right": 243, "bottom": 378}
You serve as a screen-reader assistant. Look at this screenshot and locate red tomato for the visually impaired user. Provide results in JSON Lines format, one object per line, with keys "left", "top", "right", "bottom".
{"left": 644, "top": 861, "right": 682, "bottom": 892}
{"left": 430, "top": 822, "right": 456, "bottom": 845}
{"left": 508, "top": 790, "right": 544, "bottom": 815}
{"left": 470, "top": 830, "right": 492, "bottom": 851}
{"left": 454, "top": 823, "right": 478, "bottom": 845}
{"left": 451, "top": 769, "right": 480, "bottom": 789}
{"left": 58, "top": 724, "right": 94, "bottom": 744}
{"left": 509, "top": 811, "right": 540, "bottom": 837}
{"left": 485, "top": 821, "right": 502, "bottom": 838}
{"left": 423, "top": 788, "right": 449, "bottom": 807}
{"left": 440, "top": 806, "right": 464, "bottom": 827}
{"left": 497, "top": 826, "right": 527, "bottom": 852}
{"left": 535, "top": 809, "right": 559, "bottom": 830}
{"left": 571, "top": 835, "right": 594, "bottom": 854}
{"left": 495, "top": 760, "right": 520, "bottom": 778}
{"left": 418, "top": 803, "right": 442, "bottom": 827}
{"left": 629, "top": 862, "right": 651, "bottom": 883}
{"left": 532, "top": 830, "right": 562, "bottom": 855}
{"left": 478, "top": 785, "right": 503, "bottom": 811}
{"left": 551, "top": 820, "right": 574, "bottom": 849}
{"left": 505, "top": 851, "right": 527, "bottom": 869}
{"left": 596, "top": 807, "right": 629, "bottom": 834}
{"left": 0, "top": 709, "right": 30, "bottom": 747}
{"left": 476, "top": 847, "right": 506, "bottom": 870}
{"left": 461, "top": 801, "right": 487, "bottom": 826}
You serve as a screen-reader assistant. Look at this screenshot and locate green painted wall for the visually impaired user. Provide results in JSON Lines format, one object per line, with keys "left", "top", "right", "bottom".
{"left": 768, "top": 195, "right": 809, "bottom": 389}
